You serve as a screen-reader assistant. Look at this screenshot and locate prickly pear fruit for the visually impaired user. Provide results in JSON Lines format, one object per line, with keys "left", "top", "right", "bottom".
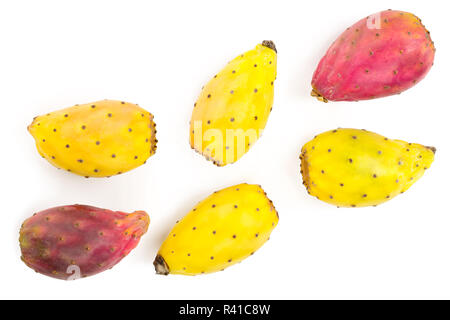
{"left": 300, "top": 128, "right": 435, "bottom": 207}
{"left": 28, "top": 100, "right": 157, "bottom": 177}
{"left": 154, "top": 183, "right": 278, "bottom": 276}
{"left": 190, "top": 41, "right": 277, "bottom": 166}
{"left": 311, "top": 10, "right": 435, "bottom": 102}
{"left": 19, "top": 205, "right": 150, "bottom": 280}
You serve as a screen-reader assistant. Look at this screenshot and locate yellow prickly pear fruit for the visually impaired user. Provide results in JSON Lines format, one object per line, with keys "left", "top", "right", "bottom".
{"left": 154, "top": 183, "right": 279, "bottom": 276}
{"left": 300, "top": 128, "right": 435, "bottom": 207}
{"left": 189, "top": 41, "right": 277, "bottom": 166}
{"left": 28, "top": 100, "right": 157, "bottom": 177}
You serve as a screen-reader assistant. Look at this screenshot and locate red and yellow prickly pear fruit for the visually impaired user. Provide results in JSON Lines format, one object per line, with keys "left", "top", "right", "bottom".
{"left": 190, "top": 41, "right": 277, "bottom": 166}
{"left": 154, "top": 183, "right": 278, "bottom": 276}
{"left": 300, "top": 128, "right": 435, "bottom": 207}
{"left": 19, "top": 205, "right": 150, "bottom": 280}
{"left": 311, "top": 10, "right": 435, "bottom": 102}
{"left": 28, "top": 100, "right": 157, "bottom": 177}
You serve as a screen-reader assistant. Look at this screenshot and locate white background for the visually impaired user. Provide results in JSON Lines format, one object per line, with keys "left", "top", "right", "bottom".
{"left": 0, "top": 0, "right": 448, "bottom": 300}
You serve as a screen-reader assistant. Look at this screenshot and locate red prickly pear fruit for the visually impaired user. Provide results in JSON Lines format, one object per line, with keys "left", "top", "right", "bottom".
{"left": 311, "top": 10, "right": 435, "bottom": 102}
{"left": 19, "top": 205, "right": 150, "bottom": 280}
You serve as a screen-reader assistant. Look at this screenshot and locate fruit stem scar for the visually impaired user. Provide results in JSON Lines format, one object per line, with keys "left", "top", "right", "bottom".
{"left": 311, "top": 87, "right": 328, "bottom": 103}
{"left": 426, "top": 146, "right": 436, "bottom": 154}
{"left": 261, "top": 40, "right": 277, "bottom": 53}
{"left": 153, "top": 254, "right": 170, "bottom": 275}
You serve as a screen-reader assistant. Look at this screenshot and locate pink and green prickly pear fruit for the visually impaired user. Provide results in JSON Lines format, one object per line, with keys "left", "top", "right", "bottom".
{"left": 19, "top": 205, "right": 150, "bottom": 280}
{"left": 311, "top": 10, "right": 435, "bottom": 102}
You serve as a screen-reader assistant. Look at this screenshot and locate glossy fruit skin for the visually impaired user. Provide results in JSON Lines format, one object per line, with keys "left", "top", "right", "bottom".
{"left": 28, "top": 100, "right": 157, "bottom": 177}
{"left": 154, "top": 183, "right": 278, "bottom": 276}
{"left": 300, "top": 128, "right": 435, "bottom": 207}
{"left": 19, "top": 205, "right": 149, "bottom": 280}
{"left": 311, "top": 10, "right": 435, "bottom": 102}
{"left": 190, "top": 41, "right": 277, "bottom": 166}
